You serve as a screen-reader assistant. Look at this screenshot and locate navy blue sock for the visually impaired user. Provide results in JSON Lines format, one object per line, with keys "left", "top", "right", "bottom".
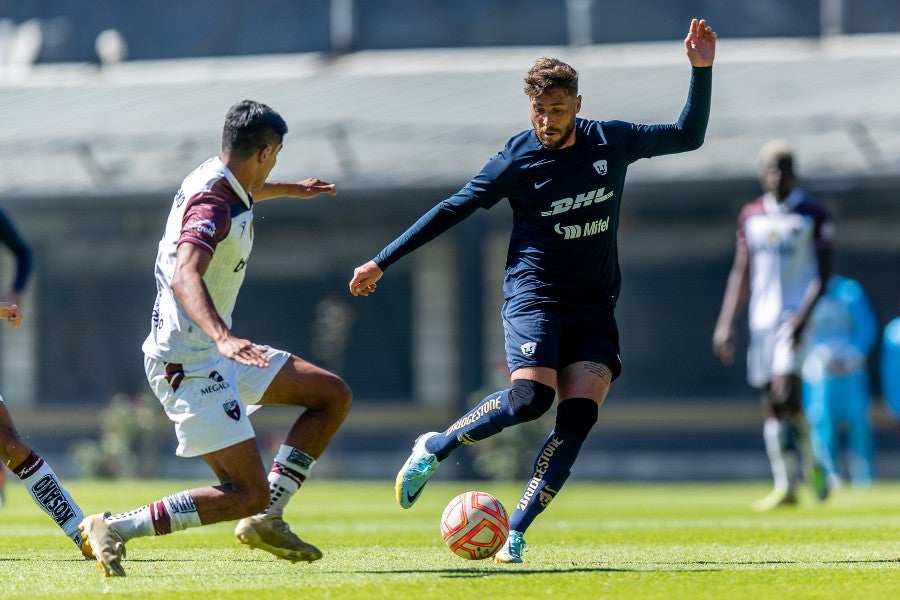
{"left": 508, "top": 398, "right": 597, "bottom": 533}
{"left": 425, "top": 389, "right": 518, "bottom": 461}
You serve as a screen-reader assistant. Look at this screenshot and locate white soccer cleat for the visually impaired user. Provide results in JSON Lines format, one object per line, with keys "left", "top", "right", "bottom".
{"left": 751, "top": 488, "right": 798, "bottom": 512}
{"left": 235, "top": 514, "right": 322, "bottom": 563}
{"left": 395, "top": 432, "right": 440, "bottom": 509}
{"left": 79, "top": 512, "right": 126, "bottom": 577}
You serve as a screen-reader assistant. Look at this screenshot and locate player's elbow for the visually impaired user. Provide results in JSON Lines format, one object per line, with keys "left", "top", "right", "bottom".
{"left": 684, "top": 130, "right": 706, "bottom": 151}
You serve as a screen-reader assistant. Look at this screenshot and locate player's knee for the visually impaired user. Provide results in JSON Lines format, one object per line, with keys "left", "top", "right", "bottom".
{"left": 310, "top": 372, "right": 352, "bottom": 420}
{"left": 329, "top": 376, "right": 353, "bottom": 419}
{"left": 508, "top": 379, "right": 556, "bottom": 423}
{"left": 556, "top": 397, "right": 598, "bottom": 440}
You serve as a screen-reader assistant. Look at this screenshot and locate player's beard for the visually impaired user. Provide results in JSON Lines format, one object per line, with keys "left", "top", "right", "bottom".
{"left": 537, "top": 118, "right": 576, "bottom": 150}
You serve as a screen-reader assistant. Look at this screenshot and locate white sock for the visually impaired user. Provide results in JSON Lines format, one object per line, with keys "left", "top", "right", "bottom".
{"left": 763, "top": 418, "right": 793, "bottom": 492}
{"left": 107, "top": 490, "right": 201, "bottom": 541}
{"left": 15, "top": 452, "right": 84, "bottom": 545}
{"left": 266, "top": 445, "right": 316, "bottom": 519}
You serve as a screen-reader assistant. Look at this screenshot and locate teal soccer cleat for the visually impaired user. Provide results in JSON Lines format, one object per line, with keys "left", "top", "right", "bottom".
{"left": 493, "top": 530, "right": 527, "bottom": 564}
{"left": 395, "top": 432, "right": 440, "bottom": 509}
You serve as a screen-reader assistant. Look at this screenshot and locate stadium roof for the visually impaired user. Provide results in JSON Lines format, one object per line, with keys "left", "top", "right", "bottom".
{"left": 2, "top": 34, "right": 900, "bottom": 200}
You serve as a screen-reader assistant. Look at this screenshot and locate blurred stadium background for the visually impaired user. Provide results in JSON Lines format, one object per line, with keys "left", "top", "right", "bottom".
{"left": 0, "top": 0, "right": 898, "bottom": 482}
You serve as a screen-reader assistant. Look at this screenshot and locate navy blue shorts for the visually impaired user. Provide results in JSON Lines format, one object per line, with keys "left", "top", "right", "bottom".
{"left": 501, "top": 293, "right": 622, "bottom": 379}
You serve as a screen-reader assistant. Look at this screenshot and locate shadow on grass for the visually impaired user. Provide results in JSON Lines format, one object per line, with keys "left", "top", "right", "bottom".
{"left": 2, "top": 555, "right": 893, "bottom": 575}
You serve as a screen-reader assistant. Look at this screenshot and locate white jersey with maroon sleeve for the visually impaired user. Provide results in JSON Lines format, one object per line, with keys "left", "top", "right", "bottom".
{"left": 142, "top": 156, "right": 254, "bottom": 364}
{"left": 738, "top": 189, "right": 834, "bottom": 333}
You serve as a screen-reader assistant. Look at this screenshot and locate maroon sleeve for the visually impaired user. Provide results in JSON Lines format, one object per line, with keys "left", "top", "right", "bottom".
{"left": 178, "top": 193, "right": 232, "bottom": 255}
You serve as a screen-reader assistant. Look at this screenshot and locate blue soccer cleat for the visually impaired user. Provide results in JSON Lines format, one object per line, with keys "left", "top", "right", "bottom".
{"left": 395, "top": 432, "right": 440, "bottom": 509}
{"left": 493, "top": 530, "right": 528, "bottom": 564}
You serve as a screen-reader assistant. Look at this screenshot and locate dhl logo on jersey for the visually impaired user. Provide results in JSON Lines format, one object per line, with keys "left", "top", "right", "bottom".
{"left": 541, "top": 187, "right": 613, "bottom": 217}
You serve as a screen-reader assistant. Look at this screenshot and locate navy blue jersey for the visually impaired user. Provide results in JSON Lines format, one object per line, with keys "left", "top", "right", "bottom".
{"left": 0, "top": 207, "right": 33, "bottom": 293}
{"left": 375, "top": 66, "right": 712, "bottom": 306}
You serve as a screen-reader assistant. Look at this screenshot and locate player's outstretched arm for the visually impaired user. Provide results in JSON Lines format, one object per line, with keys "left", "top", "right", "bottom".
{"left": 255, "top": 178, "right": 337, "bottom": 202}
{"left": 684, "top": 18, "right": 716, "bottom": 67}
{"left": 349, "top": 260, "right": 382, "bottom": 297}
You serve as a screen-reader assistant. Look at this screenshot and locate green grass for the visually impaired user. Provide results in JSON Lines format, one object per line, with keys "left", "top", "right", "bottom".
{"left": 1, "top": 479, "right": 898, "bottom": 599}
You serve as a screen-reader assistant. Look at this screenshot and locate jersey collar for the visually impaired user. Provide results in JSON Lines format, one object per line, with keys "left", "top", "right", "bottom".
{"left": 762, "top": 188, "right": 803, "bottom": 213}
{"left": 213, "top": 156, "right": 252, "bottom": 208}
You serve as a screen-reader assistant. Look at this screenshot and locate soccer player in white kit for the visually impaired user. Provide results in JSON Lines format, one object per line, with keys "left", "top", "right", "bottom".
{"left": 79, "top": 100, "right": 352, "bottom": 576}
{"left": 714, "top": 140, "right": 833, "bottom": 511}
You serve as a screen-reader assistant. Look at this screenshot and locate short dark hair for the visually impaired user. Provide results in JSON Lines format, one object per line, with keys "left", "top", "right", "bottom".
{"left": 758, "top": 139, "right": 795, "bottom": 173}
{"left": 221, "top": 100, "right": 288, "bottom": 159}
{"left": 523, "top": 57, "right": 578, "bottom": 98}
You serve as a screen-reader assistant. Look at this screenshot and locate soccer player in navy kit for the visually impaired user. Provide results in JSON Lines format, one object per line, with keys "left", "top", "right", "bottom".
{"left": 0, "top": 302, "right": 89, "bottom": 555}
{"left": 0, "top": 213, "right": 88, "bottom": 555}
{"left": 0, "top": 206, "right": 33, "bottom": 506}
{"left": 349, "top": 19, "right": 717, "bottom": 563}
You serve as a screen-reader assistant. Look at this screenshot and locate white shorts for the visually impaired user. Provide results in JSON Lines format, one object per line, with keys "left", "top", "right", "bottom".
{"left": 144, "top": 347, "right": 291, "bottom": 457}
{"left": 747, "top": 323, "right": 800, "bottom": 389}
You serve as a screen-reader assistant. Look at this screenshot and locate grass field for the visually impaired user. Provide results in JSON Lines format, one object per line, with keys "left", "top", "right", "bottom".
{"left": 0, "top": 479, "right": 897, "bottom": 599}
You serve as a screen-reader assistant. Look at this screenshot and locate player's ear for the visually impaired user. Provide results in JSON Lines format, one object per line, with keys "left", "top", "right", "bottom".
{"left": 575, "top": 94, "right": 582, "bottom": 114}
{"left": 257, "top": 144, "right": 273, "bottom": 163}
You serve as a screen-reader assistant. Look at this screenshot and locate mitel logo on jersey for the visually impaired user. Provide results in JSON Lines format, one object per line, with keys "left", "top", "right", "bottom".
{"left": 554, "top": 216, "right": 610, "bottom": 240}
{"left": 541, "top": 188, "right": 613, "bottom": 217}
{"left": 593, "top": 159, "right": 608, "bottom": 175}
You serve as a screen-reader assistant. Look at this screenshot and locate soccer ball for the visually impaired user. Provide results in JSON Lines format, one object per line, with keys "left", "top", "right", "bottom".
{"left": 440, "top": 490, "right": 509, "bottom": 560}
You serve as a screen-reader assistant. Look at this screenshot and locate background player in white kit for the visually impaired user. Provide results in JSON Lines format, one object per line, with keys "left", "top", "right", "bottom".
{"left": 713, "top": 140, "right": 832, "bottom": 511}
{"left": 80, "top": 100, "right": 352, "bottom": 576}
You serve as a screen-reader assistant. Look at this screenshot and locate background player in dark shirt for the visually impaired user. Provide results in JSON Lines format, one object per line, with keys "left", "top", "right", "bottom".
{"left": 350, "top": 18, "right": 716, "bottom": 563}
{"left": 0, "top": 302, "right": 89, "bottom": 556}
{"left": 0, "top": 207, "right": 35, "bottom": 507}
{"left": 0, "top": 207, "right": 32, "bottom": 309}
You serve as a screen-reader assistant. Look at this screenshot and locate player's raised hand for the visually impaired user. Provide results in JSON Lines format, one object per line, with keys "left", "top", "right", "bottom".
{"left": 0, "top": 302, "right": 22, "bottom": 328}
{"left": 296, "top": 178, "right": 336, "bottom": 198}
{"left": 255, "top": 179, "right": 336, "bottom": 201}
{"left": 685, "top": 18, "right": 716, "bottom": 67}
{"left": 349, "top": 260, "right": 382, "bottom": 297}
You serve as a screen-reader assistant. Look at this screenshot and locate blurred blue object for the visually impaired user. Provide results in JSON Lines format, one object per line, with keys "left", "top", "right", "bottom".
{"left": 801, "top": 275, "right": 878, "bottom": 487}
{"left": 881, "top": 316, "right": 900, "bottom": 419}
